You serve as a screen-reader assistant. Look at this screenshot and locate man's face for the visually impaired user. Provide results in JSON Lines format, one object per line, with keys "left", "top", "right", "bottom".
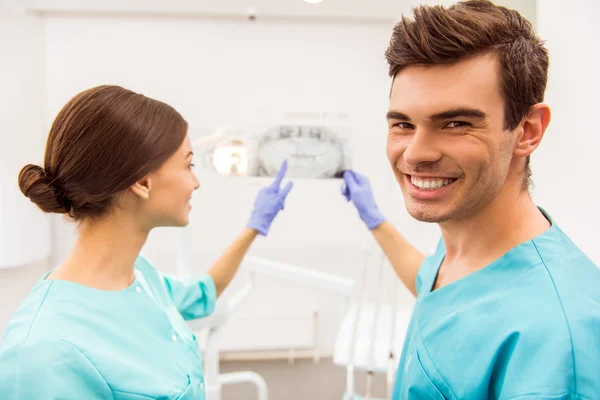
{"left": 387, "top": 53, "right": 521, "bottom": 223}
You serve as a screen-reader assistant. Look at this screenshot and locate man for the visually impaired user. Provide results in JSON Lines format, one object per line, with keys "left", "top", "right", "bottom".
{"left": 342, "top": 0, "right": 600, "bottom": 398}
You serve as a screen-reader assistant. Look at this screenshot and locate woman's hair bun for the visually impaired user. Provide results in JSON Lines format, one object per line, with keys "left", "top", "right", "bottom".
{"left": 18, "top": 164, "right": 71, "bottom": 214}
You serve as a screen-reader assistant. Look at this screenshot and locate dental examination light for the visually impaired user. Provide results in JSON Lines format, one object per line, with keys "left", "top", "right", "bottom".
{"left": 191, "top": 125, "right": 231, "bottom": 149}
{"left": 192, "top": 125, "right": 250, "bottom": 177}
{"left": 211, "top": 139, "right": 248, "bottom": 176}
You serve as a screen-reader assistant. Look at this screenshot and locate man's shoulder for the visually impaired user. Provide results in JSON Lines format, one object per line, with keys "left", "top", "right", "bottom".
{"left": 532, "top": 226, "right": 600, "bottom": 325}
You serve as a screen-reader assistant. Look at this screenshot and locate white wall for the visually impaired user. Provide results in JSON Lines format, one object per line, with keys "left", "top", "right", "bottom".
{"left": 43, "top": 14, "right": 418, "bottom": 353}
{"left": 0, "top": 0, "right": 49, "bottom": 336}
{"left": 534, "top": 0, "right": 600, "bottom": 264}
{"left": 0, "top": 2, "right": 46, "bottom": 178}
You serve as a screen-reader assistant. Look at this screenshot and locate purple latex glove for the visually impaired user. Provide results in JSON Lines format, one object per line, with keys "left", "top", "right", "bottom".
{"left": 341, "top": 170, "right": 386, "bottom": 230}
{"left": 248, "top": 160, "right": 294, "bottom": 236}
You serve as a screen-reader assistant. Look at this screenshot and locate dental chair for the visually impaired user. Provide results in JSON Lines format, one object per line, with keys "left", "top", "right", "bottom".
{"left": 333, "top": 251, "right": 414, "bottom": 400}
{"left": 177, "top": 229, "right": 355, "bottom": 400}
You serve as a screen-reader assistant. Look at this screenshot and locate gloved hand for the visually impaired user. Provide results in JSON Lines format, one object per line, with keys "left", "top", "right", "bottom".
{"left": 341, "top": 170, "right": 386, "bottom": 230}
{"left": 248, "top": 160, "right": 294, "bottom": 236}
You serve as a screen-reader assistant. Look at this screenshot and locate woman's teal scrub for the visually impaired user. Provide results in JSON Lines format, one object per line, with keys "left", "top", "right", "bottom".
{"left": 393, "top": 212, "right": 600, "bottom": 399}
{"left": 0, "top": 254, "right": 216, "bottom": 399}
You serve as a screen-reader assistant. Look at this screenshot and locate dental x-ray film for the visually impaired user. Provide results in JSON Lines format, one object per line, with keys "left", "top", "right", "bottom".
{"left": 197, "top": 112, "right": 352, "bottom": 179}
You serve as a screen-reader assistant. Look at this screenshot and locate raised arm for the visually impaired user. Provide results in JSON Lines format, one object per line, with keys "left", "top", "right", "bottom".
{"left": 207, "top": 160, "right": 293, "bottom": 296}
{"left": 341, "top": 170, "right": 424, "bottom": 296}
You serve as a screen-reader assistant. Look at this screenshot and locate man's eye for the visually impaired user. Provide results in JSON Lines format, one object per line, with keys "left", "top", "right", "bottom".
{"left": 446, "top": 121, "right": 470, "bottom": 129}
{"left": 393, "top": 122, "right": 414, "bottom": 129}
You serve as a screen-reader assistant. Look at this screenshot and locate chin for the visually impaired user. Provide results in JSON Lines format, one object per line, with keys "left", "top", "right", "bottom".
{"left": 165, "top": 214, "right": 189, "bottom": 228}
{"left": 405, "top": 202, "right": 454, "bottom": 223}
{"left": 176, "top": 217, "right": 190, "bottom": 227}
{"left": 176, "top": 205, "right": 192, "bottom": 227}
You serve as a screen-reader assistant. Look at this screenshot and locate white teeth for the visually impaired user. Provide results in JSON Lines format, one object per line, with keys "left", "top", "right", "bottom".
{"left": 411, "top": 176, "right": 454, "bottom": 190}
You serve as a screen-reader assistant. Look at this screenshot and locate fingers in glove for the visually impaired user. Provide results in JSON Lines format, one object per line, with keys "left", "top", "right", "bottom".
{"left": 340, "top": 182, "right": 351, "bottom": 201}
{"left": 343, "top": 170, "right": 360, "bottom": 192}
{"left": 277, "top": 181, "right": 293, "bottom": 210}
{"left": 271, "top": 159, "right": 288, "bottom": 189}
{"left": 351, "top": 170, "right": 368, "bottom": 185}
{"left": 280, "top": 181, "right": 293, "bottom": 198}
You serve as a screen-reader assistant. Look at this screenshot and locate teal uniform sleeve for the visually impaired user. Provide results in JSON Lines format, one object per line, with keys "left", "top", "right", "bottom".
{"left": 163, "top": 273, "right": 217, "bottom": 320}
{"left": 0, "top": 340, "right": 113, "bottom": 399}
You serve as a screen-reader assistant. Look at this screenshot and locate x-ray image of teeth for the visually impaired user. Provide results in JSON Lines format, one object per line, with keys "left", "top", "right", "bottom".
{"left": 198, "top": 120, "right": 352, "bottom": 179}
{"left": 255, "top": 125, "right": 350, "bottom": 178}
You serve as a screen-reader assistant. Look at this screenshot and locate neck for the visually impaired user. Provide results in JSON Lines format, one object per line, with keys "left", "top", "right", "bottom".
{"left": 439, "top": 187, "right": 550, "bottom": 268}
{"left": 53, "top": 211, "right": 150, "bottom": 290}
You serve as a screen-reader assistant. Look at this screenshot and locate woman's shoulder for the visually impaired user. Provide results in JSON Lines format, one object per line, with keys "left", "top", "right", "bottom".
{"left": 0, "top": 337, "right": 112, "bottom": 397}
{"left": 1, "top": 279, "right": 57, "bottom": 347}
{"left": 0, "top": 337, "right": 88, "bottom": 366}
{"left": 0, "top": 282, "right": 102, "bottom": 385}
{"left": 2, "top": 269, "right": 136, "bottom": 349}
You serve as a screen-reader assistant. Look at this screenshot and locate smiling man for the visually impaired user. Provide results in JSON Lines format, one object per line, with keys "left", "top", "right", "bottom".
{"left": 341, "top": 0, "right": 600, "bottom": 399}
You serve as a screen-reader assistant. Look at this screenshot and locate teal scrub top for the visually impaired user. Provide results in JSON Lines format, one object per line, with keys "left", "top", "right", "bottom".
{"left": 0, "top": 254, "right": 217, "bottom": 400}
{"left": 393, "top": 212, "right": 600, "bottom": 399}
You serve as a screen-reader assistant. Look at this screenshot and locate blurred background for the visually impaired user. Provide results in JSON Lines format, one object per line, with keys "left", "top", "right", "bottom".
{"left": 0, "top": 0, "right": 598, "bottom": 398}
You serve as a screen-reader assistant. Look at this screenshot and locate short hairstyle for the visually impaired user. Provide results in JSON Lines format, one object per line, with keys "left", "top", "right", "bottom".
{"left": 385, "top": 0, "right": 549, "bottom": 187}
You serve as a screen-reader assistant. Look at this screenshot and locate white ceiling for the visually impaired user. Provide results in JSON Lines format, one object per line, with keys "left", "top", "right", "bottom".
{"left": 20, "top": 0, "right": 456, "bottom": 22}
{"left": 19, "top": 0, "right": 535, "bottom": 25}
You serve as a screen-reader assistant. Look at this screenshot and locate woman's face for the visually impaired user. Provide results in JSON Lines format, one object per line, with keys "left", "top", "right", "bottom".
{"left": 143, "top": 136, "right": 200, "bottom": 228}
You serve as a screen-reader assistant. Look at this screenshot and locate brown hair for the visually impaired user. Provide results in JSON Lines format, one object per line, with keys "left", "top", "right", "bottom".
{"left": 18, "top": 85, "right": 188, "bottom": 220}
{"left": 385, "top": 0, "right": 549, "bottom": 187}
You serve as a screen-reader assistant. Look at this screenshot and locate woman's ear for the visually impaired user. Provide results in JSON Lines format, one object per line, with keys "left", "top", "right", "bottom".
{"left": 514, "top": 103, "right": 551, "bottom": 158}
{"left": 130, "top": 176, "right": 152, "bottom": 200}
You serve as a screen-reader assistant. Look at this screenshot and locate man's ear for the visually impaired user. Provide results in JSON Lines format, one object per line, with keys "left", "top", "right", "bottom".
{"left": 130, "top": 176, "right": 152, "bottom": 200}
{"left": 514, "top": 103, "right": 551, "bottom": 158}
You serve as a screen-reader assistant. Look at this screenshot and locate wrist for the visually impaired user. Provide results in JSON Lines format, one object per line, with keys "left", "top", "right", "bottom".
{"left": 368, "top": 218, "right": 386, "bottom": 230}
{"left": 243, "top": 227, "right": 260, "bottom": 238}
{"left": 247, "top": 221, "right": 267, "bottom": 236}
{"left": 360, "top": 208, "right": 386, "bottom": 230}
{"left": 247, "top": 214, "right": 271, "bottom": 236}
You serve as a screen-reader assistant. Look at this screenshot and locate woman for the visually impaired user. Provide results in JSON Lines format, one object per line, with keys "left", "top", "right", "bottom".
{"left": 0, "top": 85, "right": 293, "bottom": 399}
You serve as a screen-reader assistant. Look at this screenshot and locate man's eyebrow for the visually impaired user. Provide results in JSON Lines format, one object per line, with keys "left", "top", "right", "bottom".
{"left": 386, "top": 111, "right": 411, "bottom": 121}
{"left": 429, "top": 108, "right": 487, "bottom": 121}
